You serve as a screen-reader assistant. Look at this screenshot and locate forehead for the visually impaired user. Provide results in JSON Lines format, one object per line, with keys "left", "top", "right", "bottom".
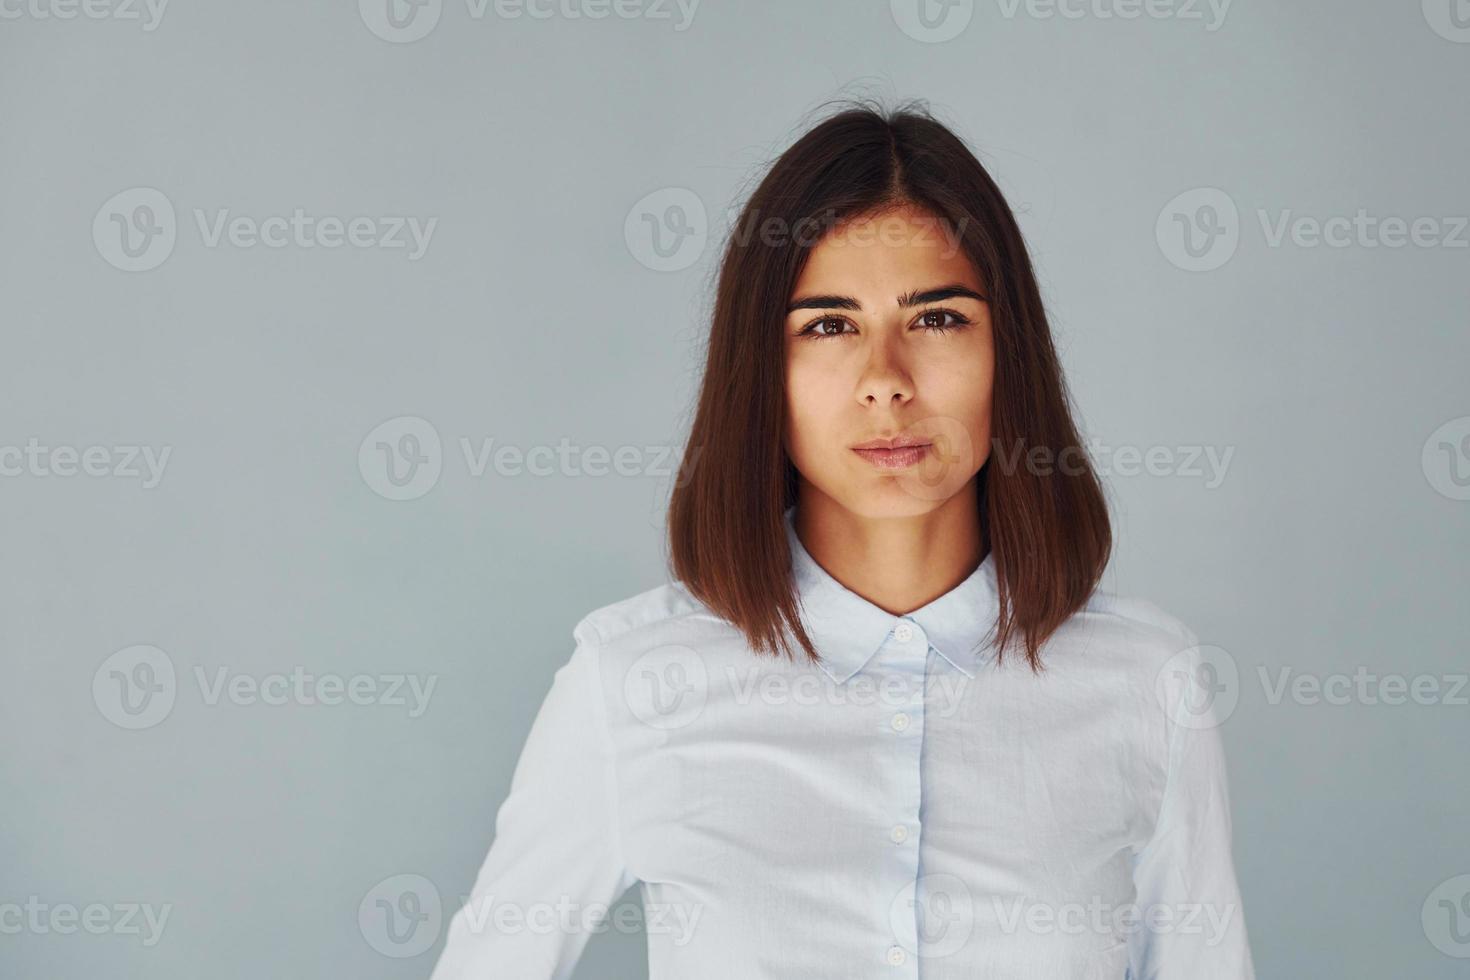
{"left": 791, "top": 206, "right": 979, "bottom": 296}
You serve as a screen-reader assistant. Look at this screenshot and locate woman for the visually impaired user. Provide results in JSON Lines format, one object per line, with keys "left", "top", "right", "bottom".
{"left": 430, "top": 100, "right": 1255, "bottom": 979}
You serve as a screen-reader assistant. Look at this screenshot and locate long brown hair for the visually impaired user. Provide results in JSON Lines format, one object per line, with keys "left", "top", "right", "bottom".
{"left": 667, "top": 98, "right": 1111, "bottom": 673}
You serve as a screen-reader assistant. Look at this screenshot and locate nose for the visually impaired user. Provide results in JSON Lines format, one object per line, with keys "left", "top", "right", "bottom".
{"left": 856, "top": 337, "right": 914, "bottom": 408}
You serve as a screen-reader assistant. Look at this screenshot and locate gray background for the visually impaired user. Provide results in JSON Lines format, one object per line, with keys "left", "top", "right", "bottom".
{"left": 2, "top": 0, "right": 1468, "bottom": 977}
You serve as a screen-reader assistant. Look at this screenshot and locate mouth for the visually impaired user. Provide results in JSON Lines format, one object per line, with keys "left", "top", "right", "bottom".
{"left": 851, "top": 437, "right": 933, "bottom": 470}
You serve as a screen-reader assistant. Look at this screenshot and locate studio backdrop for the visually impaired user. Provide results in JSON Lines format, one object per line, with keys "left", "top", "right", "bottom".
{"left": 2, "top": 1, "right": 1467, "bottom": 978}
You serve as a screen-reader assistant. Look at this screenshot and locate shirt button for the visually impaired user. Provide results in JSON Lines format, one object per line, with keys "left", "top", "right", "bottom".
{"left": 894, "top": 622, "right": 914, "bottom": 643}
{"left": 890, "top": 711, "right": 910, "bottom": 732}
{"left": 886, "top": 945, "right": 907, "bottom": 966}
{"left": 889, "top": 824, "right": 909, "bottom": 843}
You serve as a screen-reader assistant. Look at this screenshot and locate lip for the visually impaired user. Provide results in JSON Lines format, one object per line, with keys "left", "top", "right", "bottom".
{"left": 851, "top": 438, "right": 932, "bottom": 470}
{"left": 851, "top": 434, "right": 931, "bottom": 451}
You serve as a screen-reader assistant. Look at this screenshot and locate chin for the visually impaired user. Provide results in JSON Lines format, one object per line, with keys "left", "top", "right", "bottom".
{"left": 831, "top": 480, "right": 957, "bottom": 520}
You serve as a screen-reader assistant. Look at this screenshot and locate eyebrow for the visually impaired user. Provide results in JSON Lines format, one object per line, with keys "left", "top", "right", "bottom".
{"left": 786, "top": 283, "right": 988, "bottom": 315}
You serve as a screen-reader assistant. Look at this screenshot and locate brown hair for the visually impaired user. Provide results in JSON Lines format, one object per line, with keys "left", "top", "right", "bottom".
{"left": 667, "top": 98, "right": 1111, "bottom": 673}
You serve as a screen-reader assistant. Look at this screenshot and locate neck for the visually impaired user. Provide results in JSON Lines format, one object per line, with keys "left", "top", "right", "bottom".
{"left": 792, "top": 481, "right": 986, "bottom": 617}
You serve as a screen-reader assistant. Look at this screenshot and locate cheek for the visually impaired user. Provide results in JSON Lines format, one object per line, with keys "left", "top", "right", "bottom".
{"left": 782, "top": 352, "right": 852, "bottom": 478}
{"left": 923, "top": 341, "right": 992, "bottom": 399}
{"left": 784, "top": 353, "right": 837, "bottom": 459}
{"left": 916, "top": 345, "right": 995, "bottom": 458}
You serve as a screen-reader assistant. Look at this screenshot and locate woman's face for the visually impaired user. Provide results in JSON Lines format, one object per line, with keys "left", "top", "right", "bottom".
{"left": 783, "top": 204, "right": 995, "bottom": 519}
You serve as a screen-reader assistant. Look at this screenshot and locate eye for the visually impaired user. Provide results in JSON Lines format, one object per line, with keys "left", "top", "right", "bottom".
{"left": 796, "top": 316, "right": 855, "bottom": 340}
{"left": 915, "top": 308, "right": 972, "bottom": 333}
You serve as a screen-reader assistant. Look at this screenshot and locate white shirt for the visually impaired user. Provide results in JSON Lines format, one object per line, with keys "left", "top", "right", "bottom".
{"left": 430, "top": 506, "right": 1255, "bottom": 979}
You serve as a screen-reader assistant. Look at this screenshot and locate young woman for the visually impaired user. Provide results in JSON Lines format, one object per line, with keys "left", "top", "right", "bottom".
{"left": 430, "top": 101, "right": 1255, "bottom": 979}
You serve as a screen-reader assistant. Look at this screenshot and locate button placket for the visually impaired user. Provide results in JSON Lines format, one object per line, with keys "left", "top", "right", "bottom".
{"left": 881, "top": 629, "right": 928, "bottom": 974}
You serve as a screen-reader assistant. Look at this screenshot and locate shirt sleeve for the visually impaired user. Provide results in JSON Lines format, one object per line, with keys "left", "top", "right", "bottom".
{"left": 429, "top": 624, "right": 636, "bottom": 980}
{"left": 1128, "top": 633, "right": 1256, "bottom": 980}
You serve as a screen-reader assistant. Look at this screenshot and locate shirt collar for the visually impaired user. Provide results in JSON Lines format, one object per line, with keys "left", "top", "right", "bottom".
{"left": 783, "top": 505, "right": 999, "bottom": 684}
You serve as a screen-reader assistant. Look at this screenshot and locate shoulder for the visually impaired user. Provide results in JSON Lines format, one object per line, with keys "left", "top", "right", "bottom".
{"left": 1081, "top": 588, "right": 1199, "bottom": 647}
{"left": 572, "top": 578, "right": 730, "bottom": 651}
{"left": 1048, "top": 585, "right": 1203, "bottom": 675}
{"left": 566, "top": 580, "right": 747, "bottom": 730}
